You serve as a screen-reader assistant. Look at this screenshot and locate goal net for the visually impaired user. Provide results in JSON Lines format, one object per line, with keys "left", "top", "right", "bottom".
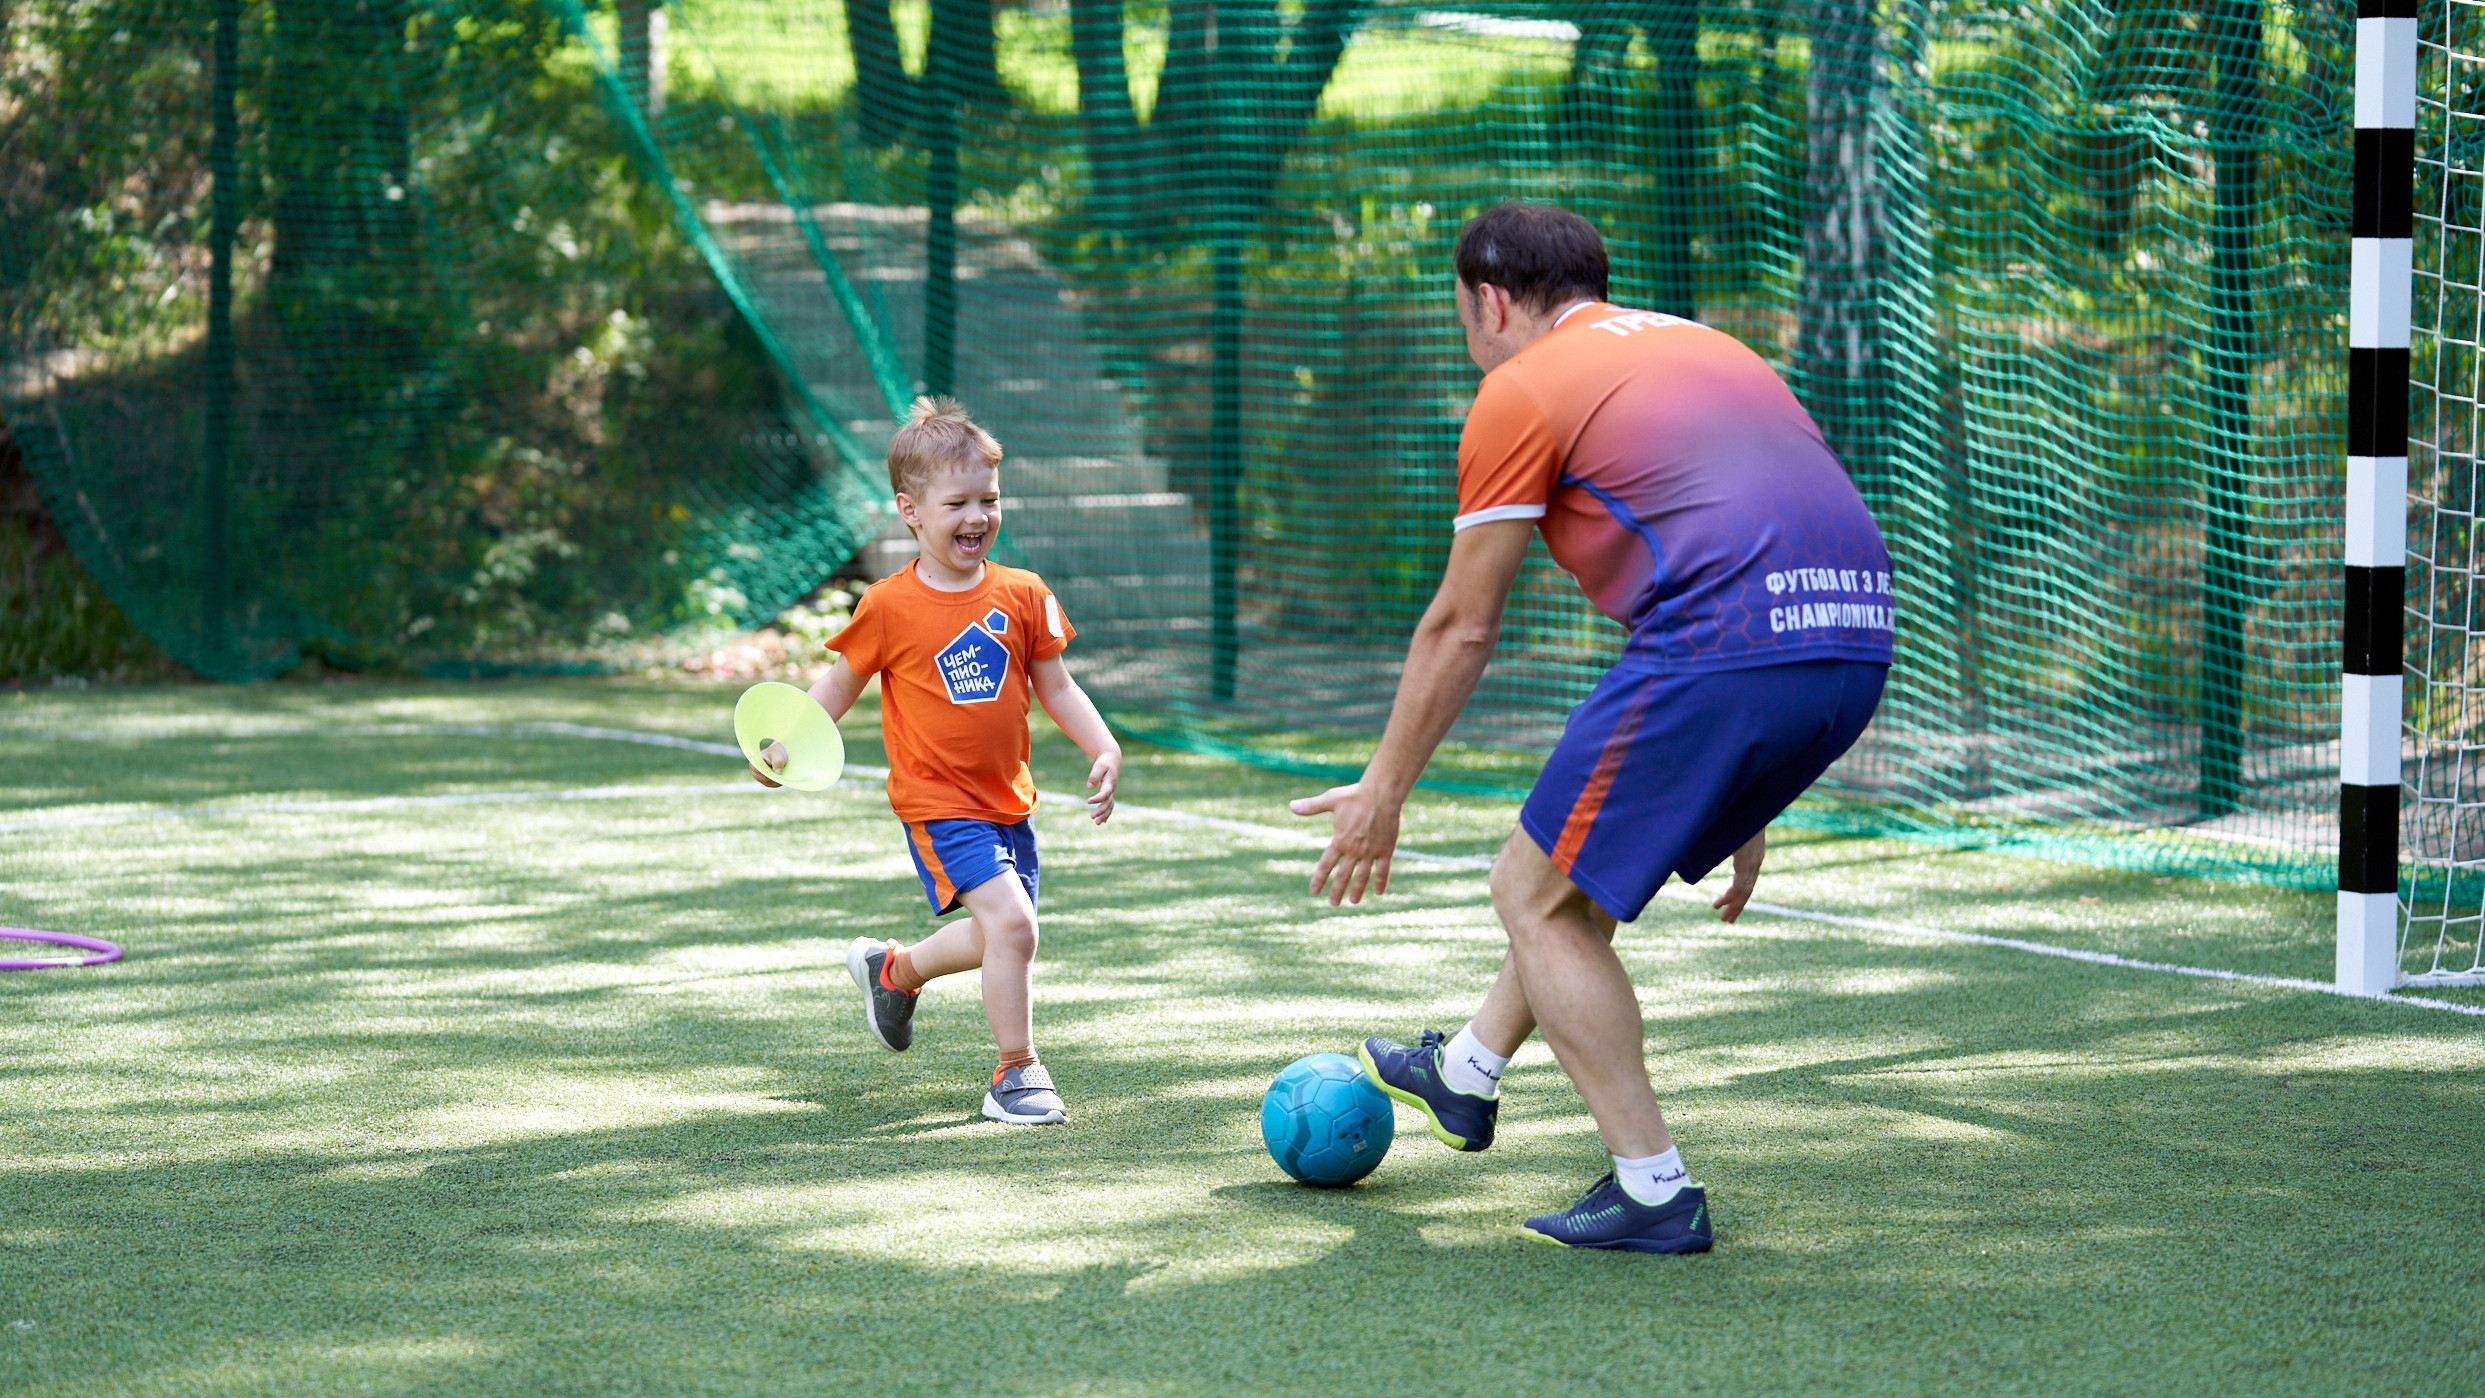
{"left": 4, "top": 0, "right": 2370, "bottom": 896}
{"left": 2401, "top": 0, "right": 2485, "bottom": 986}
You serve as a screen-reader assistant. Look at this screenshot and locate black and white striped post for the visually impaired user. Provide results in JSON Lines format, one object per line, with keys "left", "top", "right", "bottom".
{"left": 2341, "top": 0, "right": 2415, "bottom": 996}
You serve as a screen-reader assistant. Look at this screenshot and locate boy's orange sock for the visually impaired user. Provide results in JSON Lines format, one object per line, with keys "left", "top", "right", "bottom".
{"left": 995, "top": 1047, "right": 1037, "bottom": 1075}
{"left": 881, "top": 943, "right": 925, "bottom": 995}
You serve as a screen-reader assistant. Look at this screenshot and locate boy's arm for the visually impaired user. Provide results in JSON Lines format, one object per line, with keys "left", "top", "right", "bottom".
{"left": 810, "top": 657, "right": 867, "bottom": 721}
{"left": 1031, "top": 655, "right": 1120, "bottom": 824}
{"left": 752, "top": 658, "right": 868, "bottom": 787}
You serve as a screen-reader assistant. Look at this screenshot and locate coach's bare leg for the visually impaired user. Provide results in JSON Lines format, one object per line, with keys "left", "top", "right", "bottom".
{"left": 905, "top": 875, "right": 1040, "bottom": 1057}
{"left": 1463, "top": 953, "right": 1537, "bottom": 1060}
{"left": 1490, "top": 828, "right": 1673, "bottom": 1158}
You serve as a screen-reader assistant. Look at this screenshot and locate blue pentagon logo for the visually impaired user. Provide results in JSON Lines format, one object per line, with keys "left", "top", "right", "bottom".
{"left": 983, "top": 607, "right": 1009, "bottom": 634}
{"left": 936, "top": 622, "right": 1009, "bottom": 705}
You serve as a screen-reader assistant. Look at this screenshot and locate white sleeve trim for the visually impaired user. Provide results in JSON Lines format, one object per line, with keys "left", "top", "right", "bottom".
{"left": 1452, "top": 503, "right": 1547, "bottom": 532}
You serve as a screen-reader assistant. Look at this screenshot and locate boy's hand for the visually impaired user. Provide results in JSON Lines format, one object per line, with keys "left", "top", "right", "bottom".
{"left": 749, "top": 740, "right": 788, "bottom": 789}
{"left": 1084, "top": 748, "right": 1120, "bottom": 824}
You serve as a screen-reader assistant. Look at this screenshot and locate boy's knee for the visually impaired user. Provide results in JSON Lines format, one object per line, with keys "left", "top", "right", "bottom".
{"left": 984, "top": 906, "right": 1038, "bottom": 955}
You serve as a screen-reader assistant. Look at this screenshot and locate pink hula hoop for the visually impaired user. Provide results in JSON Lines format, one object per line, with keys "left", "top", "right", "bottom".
{"left": 0, "top": 928, "right": 122, "bottom": 971}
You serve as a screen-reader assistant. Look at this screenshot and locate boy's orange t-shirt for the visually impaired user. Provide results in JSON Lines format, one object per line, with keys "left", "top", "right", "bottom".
{"left": 825, "top": 561, "right": 1075, "bottom": 823}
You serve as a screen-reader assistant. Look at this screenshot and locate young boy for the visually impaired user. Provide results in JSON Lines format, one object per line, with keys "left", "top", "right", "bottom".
{"left": 751, "top": 396, "right": 1121, "bottom": 1126}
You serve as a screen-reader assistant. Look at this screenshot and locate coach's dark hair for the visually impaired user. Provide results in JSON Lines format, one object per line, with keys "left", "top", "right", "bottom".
{"left": 1453, "top": 202, "right": 1609, "bottom": 314}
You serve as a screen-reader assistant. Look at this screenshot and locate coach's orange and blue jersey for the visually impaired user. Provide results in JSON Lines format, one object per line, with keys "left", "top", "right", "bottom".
{"left": 1456, "top": 304, "right": 1894, "bottom": 672}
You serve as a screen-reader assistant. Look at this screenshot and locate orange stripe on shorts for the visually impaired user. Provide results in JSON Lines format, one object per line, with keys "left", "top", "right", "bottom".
{"left": 1551, "top": 677, "right": 1656, "bottom": 872}
{"left": 906, "top": 821, "right": 956, "bottom": 908}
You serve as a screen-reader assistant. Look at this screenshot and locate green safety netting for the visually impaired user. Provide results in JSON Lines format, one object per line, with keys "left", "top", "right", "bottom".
{"left": 1, "top": 0, "right": 887, "bottom": 680}
{"left": 5, "top": 1, "right": 2355, "bottom": 888}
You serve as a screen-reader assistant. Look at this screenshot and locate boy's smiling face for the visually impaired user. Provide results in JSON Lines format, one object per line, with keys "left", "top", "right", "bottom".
{"left": 895, "top": 459, "right": 1001, "bottom": 582}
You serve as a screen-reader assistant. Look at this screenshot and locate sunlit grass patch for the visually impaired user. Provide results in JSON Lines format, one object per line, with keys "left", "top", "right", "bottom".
{"left": 0, "top": 678, "right": 2477, "bottom": 1396}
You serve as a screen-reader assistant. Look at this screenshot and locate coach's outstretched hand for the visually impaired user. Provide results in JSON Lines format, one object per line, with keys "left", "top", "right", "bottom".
{"left": 1710, "top": 830, "right": 1765, "bottom": 923}
{"left": 1291, "top": 780, "right": 1400, "bottom": 906}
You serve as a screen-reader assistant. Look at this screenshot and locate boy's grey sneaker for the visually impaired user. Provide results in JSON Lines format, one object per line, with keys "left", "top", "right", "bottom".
{"left": 983, "top": 1063, "right": 1067, "bottom": 1125}
{"left": 845, "top": 938, "right": 917, "bottom": 1051}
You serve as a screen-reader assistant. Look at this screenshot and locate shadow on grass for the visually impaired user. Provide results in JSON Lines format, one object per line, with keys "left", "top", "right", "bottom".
{"left": 4, "top": 683, "right": 2477, "bottom": 1394}
{"left": 5, "top": 954, "right": 2480, "bottom": 1396}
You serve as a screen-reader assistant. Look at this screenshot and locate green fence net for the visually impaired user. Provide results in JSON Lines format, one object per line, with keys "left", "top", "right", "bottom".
{"left": 4, "top": 1, "right": 2355, "bottom": 887}
{"left": 0, "top": 0, "right": 888, "bottom": 680}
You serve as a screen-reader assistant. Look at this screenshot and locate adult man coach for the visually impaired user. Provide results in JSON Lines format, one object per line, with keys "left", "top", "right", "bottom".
{"left": 1290, "top": 202, "right": 1894, "bottom": 1253}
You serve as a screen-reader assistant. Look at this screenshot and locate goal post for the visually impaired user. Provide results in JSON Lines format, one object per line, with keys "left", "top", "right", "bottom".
{"left": 2366, "top": 0, "right": 2485, "bottom": 993}
{"left": 2341, "top": 0, "right": 2414, "bottom": 996}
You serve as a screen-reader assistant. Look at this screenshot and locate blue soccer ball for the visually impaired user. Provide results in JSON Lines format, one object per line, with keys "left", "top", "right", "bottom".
{"left": 1262, "top": 1052, "right": 1395, "bottom": 1186}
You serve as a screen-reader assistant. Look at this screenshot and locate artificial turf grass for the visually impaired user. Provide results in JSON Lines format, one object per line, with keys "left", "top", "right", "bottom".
{"left": 2, "top": 679, "right": 2481, "bottom": 1396}
{"left": 0, "top": 674, "right": 2429, "bottom": 996}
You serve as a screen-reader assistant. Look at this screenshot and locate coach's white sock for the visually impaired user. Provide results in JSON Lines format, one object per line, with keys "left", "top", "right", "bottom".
{"left": 1613, "top": 1147, "right": 1691, "bottom": 1207}
{"left": 1438, "top": 1023, "right": 1508, "bottom": 1099}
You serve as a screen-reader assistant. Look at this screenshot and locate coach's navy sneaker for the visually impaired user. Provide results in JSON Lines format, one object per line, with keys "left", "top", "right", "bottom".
{"left": 1359, "top": 1030, "right": 1497, "bottom": 1151}
{"left": 1521, "top": 1174, "right": 1713, "bottom": 1254}
{"left": 845, "top": 937, "right": 917, "bottom": 1051}
{"left": 983, "top": 1063, "right": 1067, "bottom": 1125}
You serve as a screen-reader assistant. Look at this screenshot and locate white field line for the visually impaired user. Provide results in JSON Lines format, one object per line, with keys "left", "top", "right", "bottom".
{"left": 0, "top": 720, "right": 1498, "bottom": 871}
{"left": 1653, "top": 888, "right": 2485, "bottom": 1018}
{"left": 3, "top": 720, "right": 2476, "bottom": 1016}
{"left": 0, "top": 783, "right": 764, "bottom": 834}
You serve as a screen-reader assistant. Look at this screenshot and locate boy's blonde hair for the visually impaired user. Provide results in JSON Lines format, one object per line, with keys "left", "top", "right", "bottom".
{"left": 887, "top": 395, "right": 1002, "bottom": 499}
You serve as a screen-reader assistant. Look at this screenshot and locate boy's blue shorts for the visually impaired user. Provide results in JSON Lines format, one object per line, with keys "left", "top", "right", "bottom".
{"left": 902, "top": 817, "right": 1040, "bottom": 916}
{"left": 1519, "top": 658, "right": 1886, "bottom": 922}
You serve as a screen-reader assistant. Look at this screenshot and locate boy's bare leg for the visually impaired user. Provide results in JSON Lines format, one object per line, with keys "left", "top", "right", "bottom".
{"left": 1489, "top": 829, "right": 1673, "bottom": 1158}
{"left": 902, "top": 914, "right": 980, "bottom": 980}
{"left": 902, "top": 875, "right": 1039, "bottom": 1057}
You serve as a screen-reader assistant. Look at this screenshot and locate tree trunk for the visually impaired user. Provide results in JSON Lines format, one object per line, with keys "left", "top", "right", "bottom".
{"left": 1556, "top": 11, "right": 1633, "bottom": 162}
{"left": 848, "top": 0, "right": 913, "bottom": 147}
{"left": 2200, "top": 0, "right": 2261, "bottom": 817}
{"left": 932, "top": 0, "right": 1005, "bottom": 109}
{"left": 205, "top": 0, "right": 239, "bottom": 663}
{"left": 618, "top": 0, "right": 666, "bottom": 116}
{"left": 1647, "top": 0, "right": 1700, "bottom": 317}
{"left": 924, "top": 1, "right": 961, "bottom": 396}
{"left": 1210, "top": 232, "right": 1241, "bottom": 701}
{"left": 1801, "top": 0, "right": 1881, "bottom": 473}
{"left": 1071, "top": 0, "right": 1138, "bottom": 231}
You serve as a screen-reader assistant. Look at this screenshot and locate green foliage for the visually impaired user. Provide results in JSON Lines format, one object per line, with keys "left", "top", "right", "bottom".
{"left": 0, "top": 514, "right": 172, "bottom": 682}
{"left": 0, "top": 0, "right": 871, "bottom": 679}
{"left": 769, "top": 585, "right": 856, "bottom": 652}
{"left": 0, "top": 0, "right": 2366, "bottom": 882}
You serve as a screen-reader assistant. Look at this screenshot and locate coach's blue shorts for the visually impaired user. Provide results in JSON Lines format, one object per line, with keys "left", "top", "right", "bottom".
{"left": 901, "top": 817, "right": 1040, "bottom": 916}
{"left": 1519, "top": 659, "right": 1886, "bottom": 922}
